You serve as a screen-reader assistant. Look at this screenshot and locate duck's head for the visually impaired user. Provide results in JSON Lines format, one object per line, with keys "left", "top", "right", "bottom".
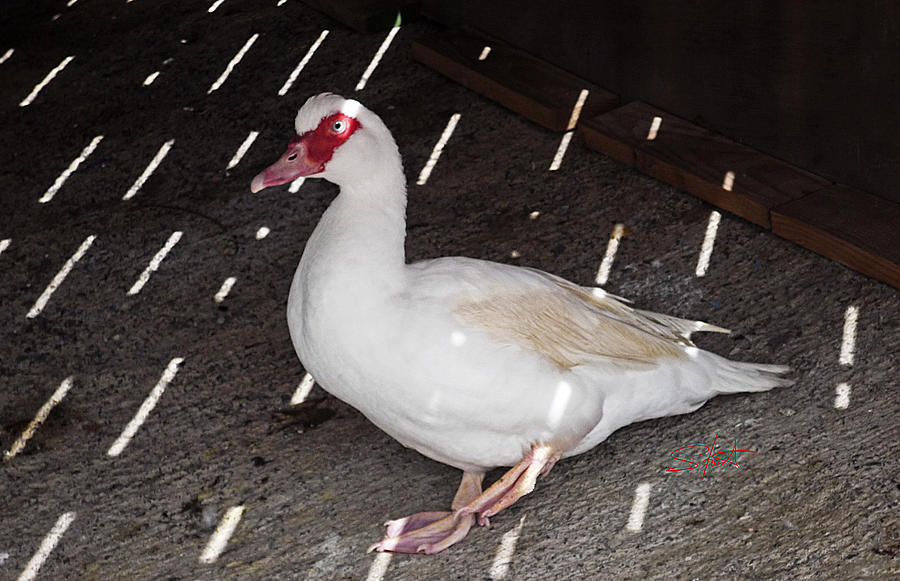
{"left": 251, "top": 93, "right": 400, "bottom": 193}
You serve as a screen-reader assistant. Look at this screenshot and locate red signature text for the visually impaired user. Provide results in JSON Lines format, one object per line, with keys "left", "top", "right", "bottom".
{"left": 666, "top": 433, "right": 755, "bottom": 479}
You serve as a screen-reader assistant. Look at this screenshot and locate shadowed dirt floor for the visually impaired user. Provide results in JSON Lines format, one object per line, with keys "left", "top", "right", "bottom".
{"left": 0, "top": 1, "right": 897, "bottom": 580}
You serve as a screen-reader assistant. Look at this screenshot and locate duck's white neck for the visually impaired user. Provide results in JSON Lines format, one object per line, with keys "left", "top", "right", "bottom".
{"left": 300, "top": 167, "right": 409, "bottom": 293}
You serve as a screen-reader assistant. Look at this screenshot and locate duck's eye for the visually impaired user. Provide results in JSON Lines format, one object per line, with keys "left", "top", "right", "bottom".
{"left": 331, "top": 120, "right": 345, "bottom": 133}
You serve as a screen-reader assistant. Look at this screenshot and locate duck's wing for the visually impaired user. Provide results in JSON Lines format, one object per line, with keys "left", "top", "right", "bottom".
{"left": 408, "top": 257, "right": 729, "bottom": 370}
{"left": 539, "top": 268, "right": 730, "bottom": 340}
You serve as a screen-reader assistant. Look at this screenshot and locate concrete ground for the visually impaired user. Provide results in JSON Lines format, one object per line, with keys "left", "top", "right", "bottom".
{"left": 0, "top": 1, "right": 897, "bottom": 580}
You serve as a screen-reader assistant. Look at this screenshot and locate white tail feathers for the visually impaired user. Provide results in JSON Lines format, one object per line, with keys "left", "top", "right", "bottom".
{"left": 714, "top": 358, "right": 794, "bottom": 394}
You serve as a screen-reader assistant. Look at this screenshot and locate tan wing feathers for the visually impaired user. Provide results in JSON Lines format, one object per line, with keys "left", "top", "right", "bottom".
{"left": 560, "top": 282, "right": 730, "bottom": 341}
{"left": 455, "top": 281, "right": 695, "bottom": 370}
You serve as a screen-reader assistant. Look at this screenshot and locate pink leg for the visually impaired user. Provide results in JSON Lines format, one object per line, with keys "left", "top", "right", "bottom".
{"left": 369, "top": 445, "right": 560, "bottom": 554}
{"left": 461, "top": 445, "right": 560, "bottom": 526}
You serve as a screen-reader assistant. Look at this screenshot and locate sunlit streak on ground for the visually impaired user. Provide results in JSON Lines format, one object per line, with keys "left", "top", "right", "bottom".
{"left": 355, "top": 25, "right": 400, "bottom": 91}
{"left": 489, "top": 515, "right": 527, "bottom": 580}
{"left": 626, "top": 482, "right": 652, "bottom": 532}
{"left": 548, "top": 131, "right": 573, "bottom": 171}
{"left": 834, "top": 305, "right": 858, "bottom": 409}
{"left": 214, "top": 276, "right": 237, "bottom": 302}
{"left": 127, "top": 231, "right": 182, "bottom": 295}
{"left": 107, "top": 358, "right": 184, "bottom": 457}
{"left": 839, "top": 305, "right": 858, "bottom": 366}
{"left": 364, "top": 551, "right": 392, "bottom": 581}
{"left": 208, "top": 33, "right": 259, "bottom": 94}
{"left": 5, "top": 377, "right": 73, "bottom": 460}
{"left": 199, "top": 506, "right": 245, "bottom": 563}
{"left": 27, "top": 235, "right": 96, "bottom": 319}
{"left": 417, "top": 113, "right": 461, "bottom": 185}
{"left": 123, "top": 139, "right": 174, "bottom": 200}
{"left": 227, "top": 131, "right": 259, "bottom": 169}
{"left": 695, "top": 210, "right": 721, "bottom": 277}
{"left": 834, "top": 382, "right": 851, "bottom": 410}
{"left": 17, "top": 512, "right": 76, "bottom": 581}
{"left": 595, "top": 223, "right": 626, "bottom": 285}
{"left": 39, "top": 135, "right": 104, "bottom": 203}
{"left": 279, "top": 29, "right": 329, "bottom": 96}
{"left": 20, "top": 56, "right": 74, "bottom": 107}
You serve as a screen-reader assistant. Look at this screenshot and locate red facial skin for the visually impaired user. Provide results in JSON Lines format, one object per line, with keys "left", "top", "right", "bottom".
{"left": 250, "top": 112, "right": 362, "bottom": 193}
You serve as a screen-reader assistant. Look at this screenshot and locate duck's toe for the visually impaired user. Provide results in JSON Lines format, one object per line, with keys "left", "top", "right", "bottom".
{"left": 369, "top": 510, "right": 476, "bottom": 554}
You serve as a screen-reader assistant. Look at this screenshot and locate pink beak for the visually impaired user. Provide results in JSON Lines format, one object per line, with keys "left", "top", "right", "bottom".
{"left": 250, "top": 137, "right": 323, "bottom": 193}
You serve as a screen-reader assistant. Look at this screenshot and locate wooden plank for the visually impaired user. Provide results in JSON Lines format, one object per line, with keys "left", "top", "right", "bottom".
{"left": 412, "top": 30, "right": 619, "bottom": 131}
{"left": 581, "top": 102, "right": 830, "bottom": 228}
{"left": 772, "top": 186, "right": 900, "bottom": 289}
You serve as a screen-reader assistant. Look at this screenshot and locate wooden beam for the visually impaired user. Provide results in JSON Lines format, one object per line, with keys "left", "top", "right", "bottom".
{"left": 580, "top": 102, "right": 830, "bottom": 228}
{"left": 412, "top": 30, "right": 619, "bottom": 131}
{"left": 772, "top": 186, "right": 900, "bottom": 289}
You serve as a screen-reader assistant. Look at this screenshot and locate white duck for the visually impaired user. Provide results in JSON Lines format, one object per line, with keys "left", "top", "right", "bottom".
{"left": 251, "top": 93, "right": 792, "bottom": 554}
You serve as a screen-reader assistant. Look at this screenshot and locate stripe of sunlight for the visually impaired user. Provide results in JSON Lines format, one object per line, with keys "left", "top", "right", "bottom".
{"left": 417, "top": 113, "right": 461, "bottom": 185}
